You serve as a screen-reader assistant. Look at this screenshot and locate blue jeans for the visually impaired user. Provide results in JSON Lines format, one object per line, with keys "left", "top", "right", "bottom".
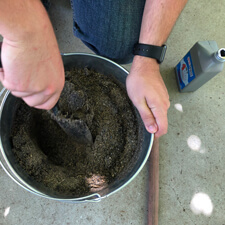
{"left": 70, "top": 0, "right": 146, "bottom": 64}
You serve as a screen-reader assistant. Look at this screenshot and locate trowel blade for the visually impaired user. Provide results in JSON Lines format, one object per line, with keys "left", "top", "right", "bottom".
{"left": 57, "top": 118, "right": 93, "bottom": 144}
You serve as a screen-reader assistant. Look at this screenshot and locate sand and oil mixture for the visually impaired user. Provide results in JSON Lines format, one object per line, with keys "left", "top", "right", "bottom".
{"left": 10, "top": 68, "right": 139, "bottom": 197}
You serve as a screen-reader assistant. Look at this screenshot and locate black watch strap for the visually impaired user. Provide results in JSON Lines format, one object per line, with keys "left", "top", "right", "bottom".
{"left": 133, "top": 43, "right": 167, "bottom": 64}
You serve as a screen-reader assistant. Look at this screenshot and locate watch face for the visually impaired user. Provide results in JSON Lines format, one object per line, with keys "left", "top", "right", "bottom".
{"left": 159, "top": 45, "right": 167, "bottom": 63}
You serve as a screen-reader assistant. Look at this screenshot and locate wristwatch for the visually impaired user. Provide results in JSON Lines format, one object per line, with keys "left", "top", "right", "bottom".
{"left": 133, "top": 43, "right": 167, "bottom": 64}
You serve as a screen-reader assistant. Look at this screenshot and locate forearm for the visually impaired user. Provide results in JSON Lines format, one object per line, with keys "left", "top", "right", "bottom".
{"left": 0, "top": 0, "right": 64, "bottom": 110}
{"left": 128, "top": 0, "right": 187, "bottom": 137}
{"left": 139, "top": 0, "right": 188, "bottom": 46}
{"left": 0, "top": 0, "right": 51, "bottom": 42}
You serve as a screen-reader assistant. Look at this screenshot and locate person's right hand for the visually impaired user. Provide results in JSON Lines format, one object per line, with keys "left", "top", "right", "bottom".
{"left": 0, "top": 1, "right": 65, "bottom": 110}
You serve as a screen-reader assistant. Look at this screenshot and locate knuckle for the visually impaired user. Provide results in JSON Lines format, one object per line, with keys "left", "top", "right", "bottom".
{"left": 162, "top": 99, "right": 170, "bottom": 110}
{"left": 2, "top": 80, "right": 16, "bottom": 91}
{"left": 23, "top": 99, "right": 35, "bottom": 108}
{"left": 157, "top": 128, "right": 168, "bottom": 138}
{"left": 156, "top": 120, "right": 168, "bottom": 137}
{"left": 43, "top": 84, "right": 58, "bottom": 97}
{"left": 162, "top": 128, "right": 168, "bottom": 135}
{"left": 37, "top": 105, "right": 52, "bottom": 110}
{"left": 166, "top": 100, "right": 171, "bottom": 109}
{"left": 162, "top": 124, "right": 168, "bottom": 135}
{"left": 35, "top": 94, "right": 59, "bottom": 110}
{"left": 139, "top": 109, "right": 153, "bottom": 122}
{"left": 142, "top": 112, "right": 154, "bottom": 121}
{"left": 35, "top": 100, "right": 56, "bottom": 110}
{"left": 4, "top": 81, "right": 27, "bottom": 92}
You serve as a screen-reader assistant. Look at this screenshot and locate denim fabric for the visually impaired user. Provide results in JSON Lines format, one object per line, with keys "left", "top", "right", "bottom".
{"left": 70, "top": 0, "right": 146, "bottom": 64}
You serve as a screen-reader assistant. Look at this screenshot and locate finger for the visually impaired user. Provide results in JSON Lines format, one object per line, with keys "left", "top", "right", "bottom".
{"left": 22, "top": 92, "right": 53, "bottom": 108}
{"left": 135, "top": 100, "right": 158, "bottom": 134}
{"left": 11, "top": 91, "right": 33, "bottom": 98}
{"left": 34, "top": 92, "right": 60, "bottom": 110}
{"left": 151, "top": 107, "right": 168, "bottom": 138}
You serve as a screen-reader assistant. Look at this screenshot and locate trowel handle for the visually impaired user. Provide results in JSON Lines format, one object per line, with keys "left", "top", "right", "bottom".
{"left": 51, "top": 101, "right": 59, "bottom": 115}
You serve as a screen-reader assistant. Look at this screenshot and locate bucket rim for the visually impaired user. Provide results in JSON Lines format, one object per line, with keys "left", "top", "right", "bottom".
{"left": 0, "top": 53, "right": 154, "bottom": 202}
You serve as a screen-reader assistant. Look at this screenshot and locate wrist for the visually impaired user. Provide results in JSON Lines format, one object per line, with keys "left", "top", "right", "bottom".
{"left": 139, "top": 36, "right": 165, "bottom": 47}
{"left": 133, "top": 43, "right": 167, "bottom": 64}
{"left": 132, "top": 55, "right": 160, "bottom": 71}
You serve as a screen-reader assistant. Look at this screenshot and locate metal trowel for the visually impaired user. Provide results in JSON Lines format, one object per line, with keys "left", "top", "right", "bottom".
{"left": 48, "top": 80, "right": 93, "bottom": 145}
{"left": 0, "top": 43, "right": 92, "bottom": 144}
{"left": 49, "top": 102, "right": 93, "bottom": 144}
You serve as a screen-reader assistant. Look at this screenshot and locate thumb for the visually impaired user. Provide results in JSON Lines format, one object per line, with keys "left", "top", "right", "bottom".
{"left": 136, "top": 102, "right": 158, "bottom": 134}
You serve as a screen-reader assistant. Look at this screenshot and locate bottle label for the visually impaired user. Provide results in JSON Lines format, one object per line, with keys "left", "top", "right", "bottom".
{"left": 175, "top": 51, "right": 196, "bottom": 89}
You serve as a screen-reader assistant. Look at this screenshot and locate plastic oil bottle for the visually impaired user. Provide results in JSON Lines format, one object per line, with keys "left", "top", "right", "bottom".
{"left": 175, "top": 40, "right": 225, "bottom": 92}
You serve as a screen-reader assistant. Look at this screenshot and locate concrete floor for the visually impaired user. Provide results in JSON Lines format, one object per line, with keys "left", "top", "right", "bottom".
{"left": 1, "top": 0, "right": 225, "bottom": 224}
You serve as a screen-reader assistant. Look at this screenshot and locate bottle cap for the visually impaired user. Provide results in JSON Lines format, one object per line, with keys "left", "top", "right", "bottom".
{"left": 215, "top": 48, "right": 225, "bottom": 62}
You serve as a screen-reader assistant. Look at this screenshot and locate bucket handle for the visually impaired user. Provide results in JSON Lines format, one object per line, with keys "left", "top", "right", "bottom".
{"left": 82, "top": 193, "right": 103, "bottom": 203}
{"left": 60, "top": 193, "right": 103, "bottom": 203}
{"left": 0, "top": 87, "right": 6, "bottom": 98}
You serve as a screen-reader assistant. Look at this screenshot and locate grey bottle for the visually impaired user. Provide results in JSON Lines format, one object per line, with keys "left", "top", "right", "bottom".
{"left": 175, "top": 40, "right": 225, "bottom": 92}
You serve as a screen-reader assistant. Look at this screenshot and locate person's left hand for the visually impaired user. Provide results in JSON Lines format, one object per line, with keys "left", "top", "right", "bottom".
{"left": 126, "top": 56, "right": 170, "bottom": 138}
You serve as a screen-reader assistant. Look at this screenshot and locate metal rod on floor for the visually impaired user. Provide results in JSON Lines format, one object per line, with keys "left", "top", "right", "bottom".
{"left": 148, "top": 138, "right": 159, "bottom": 225}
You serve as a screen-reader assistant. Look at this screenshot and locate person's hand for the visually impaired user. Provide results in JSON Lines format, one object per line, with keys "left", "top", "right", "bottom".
{"left": 0, "top": 1, "right": 65, "bottom": 110}
{"left": 126, "top": 56, "right": 170, "bottom": 138}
